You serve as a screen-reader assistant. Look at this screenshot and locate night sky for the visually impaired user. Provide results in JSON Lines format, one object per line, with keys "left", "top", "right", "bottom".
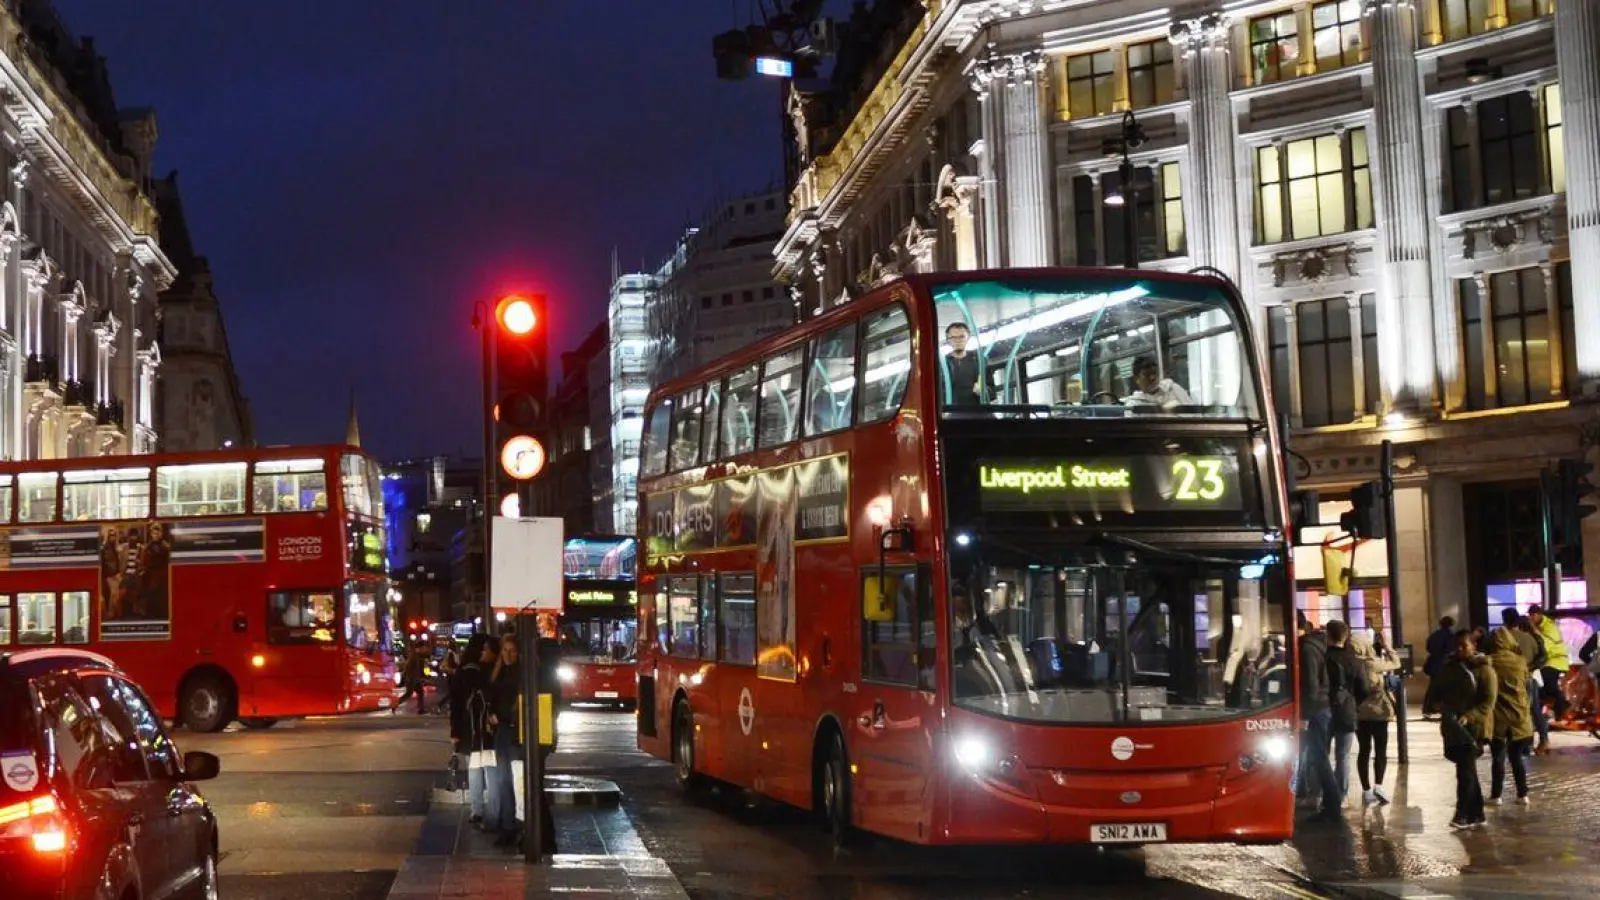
{"left": 54, "top": 1, "right": 787, "bottom": 458}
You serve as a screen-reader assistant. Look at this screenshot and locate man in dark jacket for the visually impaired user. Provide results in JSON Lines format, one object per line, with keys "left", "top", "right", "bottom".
{"left": 1422, "top": 616, "right": 1456, "bottom": 719}
{"left": 533, "top": 617, "right": 564, "bottom": 856}
{"left": 1323, "top": 620, "right": 1368, "bottom": 810}
{"left": 1296, "top": 615, "right": 1342, "bottom": 821}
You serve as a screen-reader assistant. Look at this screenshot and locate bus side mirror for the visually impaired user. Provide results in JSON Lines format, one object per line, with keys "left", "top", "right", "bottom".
{"left": 233, "top": 614, "right": 248, "bottom": 634}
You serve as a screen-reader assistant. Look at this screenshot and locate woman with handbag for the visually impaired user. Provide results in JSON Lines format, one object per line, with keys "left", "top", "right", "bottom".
{"left": 1428, "top": 628, "right": 1497, "bottom": 830}
{"left": 456, "top": 635, "right": 500, "bottom": 828}
{"left": 1353, "top": 633, "right": 1398, "bottom": 806}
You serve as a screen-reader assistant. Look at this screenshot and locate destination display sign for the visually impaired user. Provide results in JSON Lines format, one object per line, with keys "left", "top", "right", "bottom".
{"left": 566, "top": 586, "right": 637, "bottom": 606}
{"left": 976, "top": 454, "right": 1243, "bottom": 513}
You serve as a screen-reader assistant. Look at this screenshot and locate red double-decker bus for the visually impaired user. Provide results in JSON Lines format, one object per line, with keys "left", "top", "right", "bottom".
{"left": 0, "top": 444, "right": 397, "bottom": 732}
{"left": 555, "top": 535, "right": 638, "bottom": 707}
{"left": 635, "top": 269, "right": 1298, "bottom": 846}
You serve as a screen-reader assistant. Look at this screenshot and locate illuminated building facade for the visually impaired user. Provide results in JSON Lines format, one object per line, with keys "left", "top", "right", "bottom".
{"left": 775, "top": 0, "right": 1600, "bottom": 636}
{"left": 0, "top": 2, "right": 175, "bottom": 459}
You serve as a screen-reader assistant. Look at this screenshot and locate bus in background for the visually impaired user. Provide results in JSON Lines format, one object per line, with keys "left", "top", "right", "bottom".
{"left": 0, "top": 444, "right": 398, "bottom": 732}
{"left": 635, "top": 269, "right": 1297, "bottom": 847}
{"left": 556, "top": 535, "right": 638, "bottom": 708}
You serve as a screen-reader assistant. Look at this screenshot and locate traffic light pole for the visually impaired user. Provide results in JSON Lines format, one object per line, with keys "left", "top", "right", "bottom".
{"left": 1380, "top": 440, "right": 1409, "bottom": 766}
{"left": 518, "top": 611, "right": 545, "bottom": 865}
{"left": 475, "top": 301, "right": 494, "bottom": 628}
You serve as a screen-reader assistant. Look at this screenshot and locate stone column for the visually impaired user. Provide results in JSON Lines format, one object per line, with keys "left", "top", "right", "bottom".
{"left": 1170, "top": 12, "right": 1243, "bottom": 281}
{"left": 10, "top": 160, "right": 28, "bottom": 459}
{"left": 971, "top": 50, "right": 1053, "bottom": 267}
{"left": 1555, "top": 0, "right": 1600, "bottom": 394}
{"left": 1365, "top": 0, "right": 1437, "bottom": 414}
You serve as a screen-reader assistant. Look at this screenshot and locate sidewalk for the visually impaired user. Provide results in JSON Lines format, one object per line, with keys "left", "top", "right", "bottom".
{"left": 385, "top": 777, "right": 690, "bottom": 900}
{"left": 1256, "top": 711, "right": 1600, "bottom": 900}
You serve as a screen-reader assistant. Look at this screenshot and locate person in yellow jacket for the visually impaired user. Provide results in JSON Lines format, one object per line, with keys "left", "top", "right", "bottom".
{"left": 1526, "top": 606, "right": 1570, "bottom": 725}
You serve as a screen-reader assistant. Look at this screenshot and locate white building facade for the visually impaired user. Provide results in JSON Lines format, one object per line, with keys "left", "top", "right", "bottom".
{"left": 604, "top": 272, "right": 656, "bottom": 535}
{"left": 0, "top": 6, "right": 174, "bottom": 461}
{"left": 775, "top": 0, "right": 1600, "bottom": 640}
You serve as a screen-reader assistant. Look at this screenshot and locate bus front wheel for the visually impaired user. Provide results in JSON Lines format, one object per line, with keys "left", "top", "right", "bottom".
{"left": 180, "top": 674, "right": 235, "bottom": 733}
{"left": 672, "top": 700, "right": 704, "bottom": 792}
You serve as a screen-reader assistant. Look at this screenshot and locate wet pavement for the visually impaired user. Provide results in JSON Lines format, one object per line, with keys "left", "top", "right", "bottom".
{"left": 1255, "top": 714, "right": 1600, "bottom": 899}
{"left": 178, "top": 711, "right": 445, "bottom": 900}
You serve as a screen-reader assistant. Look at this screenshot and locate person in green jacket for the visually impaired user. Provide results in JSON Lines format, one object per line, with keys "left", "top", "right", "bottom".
{"left": 1527, "top": 606, "right": 1570, "bottom": 720}
{"left": 1429, "top": 629, "right": 1496, "bottom": 829}
{"left": 1486, "top": 628, "right": 1533, "bottom": 805}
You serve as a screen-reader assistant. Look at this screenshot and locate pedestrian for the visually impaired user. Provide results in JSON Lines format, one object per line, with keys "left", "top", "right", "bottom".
{"left": 460, "top": 636, "right": 500, "bottom": 828}
{"left": 488, "top": 632, "right": 525, "bottom": 848}
{"left": 1295, "top": 614, "right": 1342, "bottom": 821}
{"left": 1486, "top": 627, "right": 1533, "bottom": 806}
{"left": 1429, "top": 629, "right": 1496, "bottom": 830}
{"left": 436, "top": 644, "right": 460, "bottom": 715}
{"left": 1526, "top": 606, "right": 1570, "bottom": 728}
{"left": 394, "top": 643, "right": 427, "bottom": 714}
{"left": 1323, "top": 620, "right": 1366, "bottom": 809}
{"left": 1500, "top": 609, "right": 1549, "bottom": 756}
{"left": 1352, "top": 632, "right": 1397, "bottom": 806}
{"left": 1421, "top": 615, "right": 1456, "bottom": 720}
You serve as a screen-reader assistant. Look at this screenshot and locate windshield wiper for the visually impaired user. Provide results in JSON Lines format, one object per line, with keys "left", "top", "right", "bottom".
{"left": 1089, "top": 531, "right": 1243, "bottom": 567}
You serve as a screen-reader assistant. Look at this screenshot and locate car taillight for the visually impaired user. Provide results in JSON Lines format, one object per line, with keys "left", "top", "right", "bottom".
{"left": 0, "top": 794, "right": 70, "bottom": 854}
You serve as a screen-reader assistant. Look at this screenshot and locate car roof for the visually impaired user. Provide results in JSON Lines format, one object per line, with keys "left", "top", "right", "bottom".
{"left": 0, "top": 648, "right": 120, "bottom": 681}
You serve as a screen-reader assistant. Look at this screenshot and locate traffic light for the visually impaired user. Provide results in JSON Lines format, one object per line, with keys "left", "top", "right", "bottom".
{"left": 1339, "top": 481, "right": 1386, "bottom": 540}
{"left": 1554, "top": 457, "right": 1597, "bottom": 548}
{"left": 492, "top": 293, "right": 549, "bottom": 518}
{"left": 1288, "top": 490, "right": 1320, "bottom": 546}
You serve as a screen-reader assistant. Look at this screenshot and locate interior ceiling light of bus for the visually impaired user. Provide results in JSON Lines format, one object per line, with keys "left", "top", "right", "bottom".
{"left": 938, "top": 285, "right": 1151, "bottom": 355}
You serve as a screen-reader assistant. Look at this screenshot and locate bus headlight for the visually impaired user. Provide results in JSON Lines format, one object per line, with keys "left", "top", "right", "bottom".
{"left": 557, "top": 665, "right": 576, "bottom": 683}
{"left": 1260, "top": 735, "right": 1291, "bottom": 763}
{"left": 952, "top": 735, "right": 992, "bottom": 770}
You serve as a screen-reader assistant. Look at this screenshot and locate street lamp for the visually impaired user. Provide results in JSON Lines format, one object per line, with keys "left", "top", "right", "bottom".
{"left": 1101, "top": 109, "right": 1148, "bottom": 270}
{"left": 470, "top": 299, "right": 493, "bottom": 625}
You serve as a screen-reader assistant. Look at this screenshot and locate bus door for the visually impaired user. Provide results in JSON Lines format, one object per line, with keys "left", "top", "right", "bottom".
{"left": 852, "top": 565, "right": 934, "bottom": 839}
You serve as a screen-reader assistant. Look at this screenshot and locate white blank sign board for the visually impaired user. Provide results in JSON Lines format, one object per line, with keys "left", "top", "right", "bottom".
{"left": 490, "top": 516, "right": 564, "bottom": 613}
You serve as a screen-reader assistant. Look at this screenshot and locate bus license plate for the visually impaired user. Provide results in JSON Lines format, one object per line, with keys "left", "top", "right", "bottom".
{"left": 1092, "top": 823, "right": 1166, "bottom": 843}
{"left": 595, "top": 691, "right": 619, "bottom": 699}
{"left": 378, "top": 697, "right": 392, "bottom": 708}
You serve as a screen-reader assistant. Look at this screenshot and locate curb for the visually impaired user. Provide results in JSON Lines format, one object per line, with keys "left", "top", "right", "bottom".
{"left": 430, "top": 775, "right": 623, "bottom": 808}
{"left": 1264, "top": 861, "right": 1403, "bottom": 900}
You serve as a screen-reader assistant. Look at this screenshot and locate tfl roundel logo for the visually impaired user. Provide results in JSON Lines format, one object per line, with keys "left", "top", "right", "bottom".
{"left": 1110, "top": 736, "right": 1136, "bottom": 761}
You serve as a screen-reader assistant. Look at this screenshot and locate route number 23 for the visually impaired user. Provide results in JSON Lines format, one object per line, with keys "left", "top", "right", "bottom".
{"left": 1171, "top": 458, "right": 1226, "bottom": 502}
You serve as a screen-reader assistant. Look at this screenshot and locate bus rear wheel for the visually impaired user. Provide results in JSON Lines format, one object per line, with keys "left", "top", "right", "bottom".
{"left": 820, "top": 731, "right": 857, "bottom": 848}
{"left": 672, "top": 701, "right": 704, "bottom": 792}
{"left": 180, "top": 674, "right": 235, "bottom": 733}
{"left": 240, "top": 718, "right": 279, "bottom": 730}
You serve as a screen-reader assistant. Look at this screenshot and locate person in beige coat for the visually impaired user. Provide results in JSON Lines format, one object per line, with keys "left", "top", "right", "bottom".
{"left": 1352, "top": 632, "right": 1399, "bottom": 806}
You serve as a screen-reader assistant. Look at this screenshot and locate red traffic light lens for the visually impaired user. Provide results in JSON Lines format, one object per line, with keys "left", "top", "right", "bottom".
{"left": 496, "top": 295, "right": 537, "bottom": 336}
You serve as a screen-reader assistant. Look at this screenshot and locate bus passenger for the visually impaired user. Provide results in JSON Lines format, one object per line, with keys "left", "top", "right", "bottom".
{"left": 942, "top": 322, "right": 982, "bottom": 406}
{"left": 1123, "top": 356, "right": 1194, "bottom": 410}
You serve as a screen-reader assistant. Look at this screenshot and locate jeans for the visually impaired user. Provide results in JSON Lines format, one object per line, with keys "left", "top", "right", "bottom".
{"left": 468, "top": 759, "right": 493, "bottom": 820}
{"left": 1490, "top": 737, "right": 1531, "bottom": 799}
{"left": 396, "top": 680, "right": 425, "bottom": 713}
{"left": 1453, "top": 755, "right": 1485, "bottom": 822}
{"left": 492, "top": 726, "right": 524, "bottom": 833}
{"left": 1539, "top": 666, "right": 1568, "bottom": 719}
{"left": 1332, "top": 730, "right": 1354, "bottom": 802}
{"left": 1301, "top": 709, "right": 1342, "bottom": 814}
{"left": 1530, "top": 676, "right": 1550, "bottom": 744}
{"left": 1356, "top": 720, "right": 1389, "bottom": 791}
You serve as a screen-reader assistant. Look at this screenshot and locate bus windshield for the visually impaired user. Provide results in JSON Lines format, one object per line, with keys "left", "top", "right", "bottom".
{"left": 949, "top": 553, "right": 1291, "bottom": 724}
{"left": 932, "top": 275, "right": 1260, "bottom": 419}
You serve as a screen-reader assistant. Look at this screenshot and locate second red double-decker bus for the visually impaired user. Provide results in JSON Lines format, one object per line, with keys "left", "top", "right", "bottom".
{"left": 636, "top": 268, "right": 1297, "bottom": 846}
{"left": 0, "top": 444, "right": 397, "bottom": 732}
{"left": 555, "top": 535, "right": 639, "bottom": 707}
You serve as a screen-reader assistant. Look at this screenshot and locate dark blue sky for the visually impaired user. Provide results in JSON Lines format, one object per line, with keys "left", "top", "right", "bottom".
{"left": 55, "top": 1, "right": 786, "bottom": 458}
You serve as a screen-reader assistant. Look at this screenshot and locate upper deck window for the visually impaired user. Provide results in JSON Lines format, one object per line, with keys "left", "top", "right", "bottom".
{"left": 757, "top": 345, "right": 804, "bottom": 448}
{"left": 63, "top": 468, "right": 151, "bottom": 521}
{"left": 18, "top": 472, "right": 58, "bottom": 523}
{"left": 720, "top": 364, "right": 759, "bottom": 458}
{"left": 858, "top": 304, "right": 912, "bottom": 424}
{"left": 668, "top": 386, "right": 706, "bottom": 471}
{"left": 804, "top": 323, "right": 857, "bottom": 437}
{"left": 932, "top": 276, "right": 1261, "bottom": 421}
{"left": 253, "top": 459, "right": 328, "bottom": 513}
{"left": 641, "top": 400, "right": 672, "bottom": 477}
{"left": 156, "top": 462, "right": 247, "bottom": 518}
{"left": 341, "top": 454, "right": 383, "bottom": 519}
{"left": 0, "top": 474, "right": 14, "bottom": 523}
